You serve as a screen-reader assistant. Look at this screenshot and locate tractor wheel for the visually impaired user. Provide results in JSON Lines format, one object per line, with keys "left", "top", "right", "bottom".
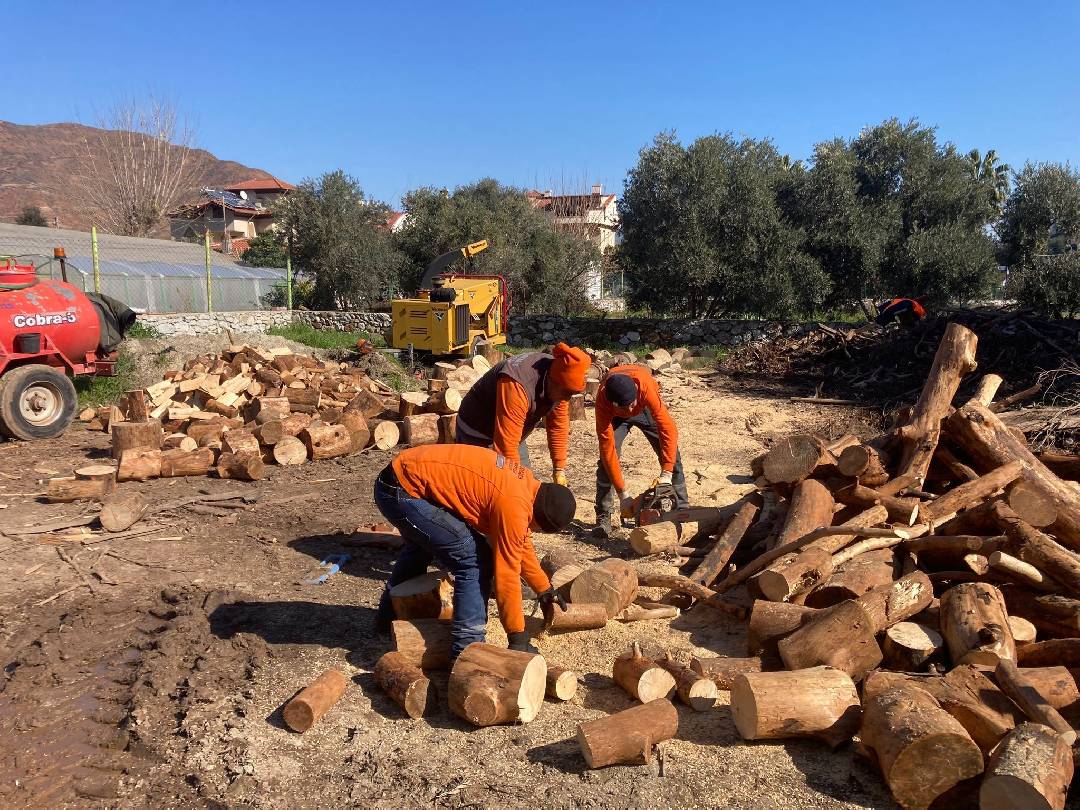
{"left": 0, "top": 364, "right": 78, "bottom": 441}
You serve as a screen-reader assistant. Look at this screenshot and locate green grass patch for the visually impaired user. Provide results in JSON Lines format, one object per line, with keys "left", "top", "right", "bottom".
{"left": 266, "top": 323, "right": 386, "bottom": 351}
{"left": 126, "top": 322, "right": 163, "bottom": 339}
{"left": 75, "top": 352, "right": 135, "bottom": 408}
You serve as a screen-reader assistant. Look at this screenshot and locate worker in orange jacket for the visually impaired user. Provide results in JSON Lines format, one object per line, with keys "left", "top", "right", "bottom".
{"left": 595, "top": 364, "right": 688, "bottom": 523}
{"left": 374, "top": 444, "right": 576, "bottom": 657}
{"left": 456, "top": 342, "right": 591, "bottom": 486}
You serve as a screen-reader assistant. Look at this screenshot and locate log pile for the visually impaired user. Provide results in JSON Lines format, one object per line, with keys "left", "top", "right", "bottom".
{"left": 65, "top": 343, "right": 484, "bottom": 492}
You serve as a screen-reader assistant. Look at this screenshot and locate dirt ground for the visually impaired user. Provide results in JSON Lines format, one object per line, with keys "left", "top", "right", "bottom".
{"left": 0, "top": 354, "right": 906, "bottom": 809}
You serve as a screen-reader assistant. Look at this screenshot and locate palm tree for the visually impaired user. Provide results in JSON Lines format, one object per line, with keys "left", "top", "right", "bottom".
{"left": 968, "top": 148, "right": 1011, "bottom": 211}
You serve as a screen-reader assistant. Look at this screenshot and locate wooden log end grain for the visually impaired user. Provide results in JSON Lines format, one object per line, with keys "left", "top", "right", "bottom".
{"left": 979, "top": 723, "right": 1073, "bottom": 810}
{"left": 546, "top": 665, "right": 579, "bottom": 701}
{"left": 374, "top": 651, "right": 435, "bottom": 719}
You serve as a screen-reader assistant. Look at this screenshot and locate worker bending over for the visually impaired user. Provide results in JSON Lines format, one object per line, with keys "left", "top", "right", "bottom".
{"left": 456, "top": 342, "right": 590, "bottom": 486}
{"left": 374, "top": 444, "right": 575, "bottom": 658}
{"left": 595, "top": 364, "right": 688, "bottom": 523}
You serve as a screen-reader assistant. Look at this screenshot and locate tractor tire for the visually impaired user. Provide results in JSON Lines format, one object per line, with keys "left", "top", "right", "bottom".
{"left": 0, "top": 364, "right": 78, "bottom": 441}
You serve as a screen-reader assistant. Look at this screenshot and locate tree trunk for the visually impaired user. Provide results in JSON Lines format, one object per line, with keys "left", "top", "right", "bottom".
{"left": 995, "top": 660, "right": 1077, "bottom": 745}
{"left": 576, "top": 698, "right": 678, "bottom": 769}
{"left": 391, "top": 618, "right": 453, "bottom": 670}
{"left": 216, "top": 451, "right": 265, "bottom": 481}
{"left": 915, "top": 459, "right": 1025, "bottom": 529}
{"left": 805, "top": 548, "right": 897, "bottom": 608}
{"left": 761, "top": 434, "right": 832, "bottom": 485}
{"left": 162, "top": 433, "right": 197, "bottom": 451}
{"left": 856, "top": 571, "right": 935, "bottom": 634}
{"left": 980, "top": 723, "right": 1073, "bottom": 810}
{"left": 542, "top": 602, "right": 608, "bottom": 633}
{"left": 368, "top": 419, "right": 401, "bottom": 450}
{"left": 731, "top": 666, "right": 860, "bottom": 749}
{"left": 690, "top": 655, "right": 763, "bottom": 690}
{"left": 655, "top": 653, "right": 717, "bottom": 711}
{"left": 1007, "top": 479, "right": 1060, "bottom": 528}
{"left": 389, "top": 572, "right": 453, "bottom": 621}
{"left": 778, "top": 600, "right": 882, "bottom": 681}
{"left": 99, "top": 490, "right": 149, "bottom": 532}
{"left": 770, "top": 478, "right": 835, "bottom": 549}
{"left": 273, "top": 436, "right": 308, "bottom": 466}
{"left": 612, "top": 642, "right": 676, "bottom": 702}
{"left": 282, "top": 669, "right": 350, "bottom": 733}
{"left": 44, "top": 475, "right": 114, "bottom": 502}
{"left": 447, "top": 642, "right": 547, "bottom": 726}
{"left": 837, "top": 444, "right": 891, "bottom": 487}
{"left": 940, "top": 582, "right": 1015, "bottom": 666}
{"left": 301, "top": 423, "right": 352, "bottom": 460}
{"left": 546, "top": 665, "right": 578, "bottom": 701}
{"left": 882, "top": 622, "right": 943, "bottom": 672}
{"left": 374, "top": 651, "right": 435, "bottom": 719}
{"left": 832, "top": 481, "right": 920, "bottom": 525}
{"left": 993, "top": 502, "right": 1080, "bottom": 597}
{"left": 690, "top": 497, "right": 759, "bottom": 586}
{"left": 945, "top": 402, "right": 1080, "bottom": 550}
{"left": 117, "top": 448, "right": 162, "bottom": 482}
{"left": 860, "top": 684, "right": 984, "bottom": 810}
{"left": 402, "top": 413, "right": 440, "bottom": 447}
{"left": 569, "top": 559, "right": 638, "bottom": 618}
{"left": 894, "top": 321, "right": 979, "bottom": 485}
{"left": 221, "top": 428, "right": 260, "bottom": 455}
{"left": 747, "top": 601, "right": 820, "bottom": 657}
{"left": 111, "top": 420, "right": 163, "bottom": 459}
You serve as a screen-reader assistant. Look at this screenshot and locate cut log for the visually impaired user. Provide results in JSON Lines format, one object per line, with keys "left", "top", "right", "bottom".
{"left": 1010, "top": 616, "right": 1038, "bottom": 646}
{"left": 992, "top": 502, "right": 1080, "bottom": 597}
{"left": 629, "top": 520, "right": 694, "bottom": 556}
{"left": 437, "top": 413, "right": 457, "bottom": 444}
{"left": 300, "top": 423, "right": 352, "bottom": 460}
{"left": 374, "top": 651, "right": 435, "bottom": 719}
{"left": 904, "top": 534, "right": 998, "bottom": 568}
{"left": 576, "top": 698, "right": 678, "bottom": 769}
{"left": 282, "top": 669, "right": 350, "bottom": 733}
{"left": 1001, "top": 585, "right": 1080, "bottom": 639}
{"left": 1007, "top": 479, "right": 1060, "bottom": 528}
{"left": 99, "top": 491, "right": 150, "bottom": 532}
{"left": 882, "top": 622, "right": 943, "bottom": 672}
{"left": 940, "top": 582, "right": 1015, "bottom": 666}
{"left": 915, "top": 459, "right": 1025, "bottom": 529}
{"left": 1018, "top": 640, "right": 1080, "bottom": 669}
{"left": 273, "top": 436, "right": 308, "bottom": 466}
{"left": 778, "top": 600, "right": 882, "bottom": 680}
{"left": 279, "top": 412, "right": 313, "bottom": 437}
{"left": 569, "top": 558, "right": 638, "bottom": 618}
{"left": 427, "top": 378, "right": 448, "bottom": 394}
{"left": 612, "top": 642, "right": 676, "bottom": 703}
{"left": 402, "top": 413, "right": 440, "bottom": 447}
{"left": 216, "top": 451, "right": 265, "bottom": 481}
{"left": 1038, "top": 451, "right": 1080, "bottom": 483}
{"left": 221, "top": 428, "right": 260, "bottom": 455}
{"left": 837, "top": 444, "right": 891, "bottom": 487}
{"left": 690, "top": 496, "right": 759, "bottom": 586}
{"left": 391, "top": 618, "right": 453, "bottom": 670}
{"left": 543, "top": 602, "right": 608, "bottom": 633}
{"left": 159, "top": 447, "right": 215, "bottom": 477}
{"left": 284, "top": 386, "right": 321, "bottom": 413}
{"left": 856, "top": 571, "right": 935, "bottom": 634}
{"left": 994, "top": 659, "right": 1077, "bottom": 745}
{"left": 162, "top": 433, "right": 198, "bottom": 451}
{"left": 895, "top": 321, "right": 979, "bottom": 485}
{"left": 546, "top": 665, "right": 578, "bottom": 701}
{"left": 117, "top": 448, "right": 162, "bottom": 482}
{"left": 425, "top": 387, "right": 462, "bottom": 415}
{"left": 368, "top": 419, "right": 400, "bottom": 450}
{"left": 389, "top": 572, "right": 453, "bottom": 621}
{"left": 747, "top": 601, "right": 820, "bottom": 656}
{"left": 633, "top": 572, "right": 747, "bottom": 619}
{"left": 337, "top": 410, "right": 370, "bottom": 453}
{"left": 980, "top": 723, "right": 1073, "bottom": 810}
{"left": 346, "top": 388, "right": 390, "bottom": 420}
{"left": 540, "top": 550, "right": 584, "bottom": 593}
{"left": 771, "top": 478, "right": 835, "bottom": 549}
{"left": 44, "top": 475, "right": 114, "bottom": 503}
{"left": 861, "top": 684, "right": 984, "bottom": 810}
{"left": 71, "top": 464, "right": 115, "bottom": 484}
{"left": 186, "top": 422, "right": 224, "bottom": 446}
{"left": 945, "top": 402, "right": 1080, "bottom": 550}
{"left": 447, "top": 642, "right": 546, "bottom": 726}
{"left": 833, "top": 481, "right": 920, "bottom": 525}
{"left": 655, "top": 653, "right": 717, "bottom": 711}
{"left": 756, "top": 546, "right": 834, "bottom": 602}
{"left": 432, "top": 361, "right": 456, "bottom": 381}
{"left": 761, "top": 434, "right": 831, "bottom": 485}
{"left": 397, "top": 391, "right": 428, "bottom": 419}
{"left": 731, "top": 666, "right": 860, "bottom": 748}
{"left": 690, "top": 655, "right": 763, "bottom": 690}
{"left": 110, "top": 420, "right": 163, "bottom": 459}
{"left": 568, "top": 394, "right": 585, "bottom": 421}
{"left": 253, "top": 420, "right": 286, "bottom": 446}
{"left": 805, "top": 547, "right": 896, "bottom": 608}
{"left": 970, "top": 373, "right": 1004, "bottom": 407}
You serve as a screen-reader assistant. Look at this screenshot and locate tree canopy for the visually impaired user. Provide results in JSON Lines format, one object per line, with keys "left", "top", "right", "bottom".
{"left": 240, "top": 233, "right": 287, "bottom": 268}
{"left": 15, "top": 205, "right": 48, "bottom": 227}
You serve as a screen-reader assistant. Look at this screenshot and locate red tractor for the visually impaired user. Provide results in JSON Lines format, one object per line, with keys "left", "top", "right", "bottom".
{"left": 0, "top": 254, "right": 133, "bottom": 440}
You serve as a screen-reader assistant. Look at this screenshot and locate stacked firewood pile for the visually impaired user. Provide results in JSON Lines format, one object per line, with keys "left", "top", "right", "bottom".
{"left": 381, "top": 323, "right": 1080, "bottom": 805}
{"left": 46, "top": 345, "right": 498, "bottom": 501}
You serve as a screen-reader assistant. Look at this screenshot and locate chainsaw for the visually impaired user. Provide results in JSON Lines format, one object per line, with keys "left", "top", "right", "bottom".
{"left": 628, "top": 483, "right": 679, "bottom": 526}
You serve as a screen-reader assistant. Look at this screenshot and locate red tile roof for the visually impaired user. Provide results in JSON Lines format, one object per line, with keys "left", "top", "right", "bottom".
{"left": 224, "top": 176, "right": 296, "bottom": 192}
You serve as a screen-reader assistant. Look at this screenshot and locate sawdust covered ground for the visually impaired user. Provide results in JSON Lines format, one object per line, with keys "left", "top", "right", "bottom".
{"left": 0, "top": 364, "right": 903, "bottom": 809}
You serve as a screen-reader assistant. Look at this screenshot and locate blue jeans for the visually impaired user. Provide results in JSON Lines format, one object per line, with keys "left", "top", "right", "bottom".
{"left": 374, "top": 467, "right": 493, "bottom": 658}
{"left": 595, "top": 410, "right": 688, "bottom": 515}
{"left": 455, "top": 418, "right": 532, "bottom": 468}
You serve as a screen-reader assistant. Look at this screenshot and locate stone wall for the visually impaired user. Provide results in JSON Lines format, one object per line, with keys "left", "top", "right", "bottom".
{"left": 508, "top": 316, "right": 811, "bottom": 348}
{"left": 136, "top": 310, "right": 391, "bottom": 337}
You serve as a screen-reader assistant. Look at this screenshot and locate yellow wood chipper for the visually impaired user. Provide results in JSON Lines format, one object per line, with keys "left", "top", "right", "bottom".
{"left": 390, "top": 240, "right": 509, "bottom": 357}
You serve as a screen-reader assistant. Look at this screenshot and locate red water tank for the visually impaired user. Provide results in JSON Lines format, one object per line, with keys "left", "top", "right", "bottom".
{"left": 0, "top": 263, "right": 102, "bottom": 372}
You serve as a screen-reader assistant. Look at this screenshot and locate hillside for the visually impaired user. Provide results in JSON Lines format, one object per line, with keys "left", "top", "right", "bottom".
{"left": 0, "top": 121, "right": 274, "bottom": 233}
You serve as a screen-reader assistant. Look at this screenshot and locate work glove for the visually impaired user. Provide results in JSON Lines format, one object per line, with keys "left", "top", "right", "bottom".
{"left": 537, "top": 587, "right": 568, "bottom": 612}
{"left": 618, "top": 491, "right": 636, "bottom": 519}
{"left": 657, "top": 471, "right": 673, "bottom": 486}
{"left": 507, "top": 631, "right": 538, "bottom": 654}
{"left": 553, "top": 469, "right": 568, "bottom": 487}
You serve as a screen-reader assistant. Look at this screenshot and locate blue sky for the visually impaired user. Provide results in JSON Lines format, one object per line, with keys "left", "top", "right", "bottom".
{"left": 3, "top": 1, "right": 1078, "bottom": 206}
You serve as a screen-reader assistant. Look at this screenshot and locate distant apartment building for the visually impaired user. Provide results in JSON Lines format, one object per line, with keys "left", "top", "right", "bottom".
{"left": 169, "top": 176, "right": 295, "bottom": 256}
{"left": 528, "top": 183, "right": 619, "bottom": 300}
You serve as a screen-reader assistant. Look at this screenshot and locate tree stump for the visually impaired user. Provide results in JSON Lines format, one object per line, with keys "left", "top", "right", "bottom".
{"left": 389, "top": 572, "right": 453, "bottom": 620}
{"left": 980, "top": 723, "right": 1073, "bottom": 810}
{"left": 612, "top": 642, "right": 676, "bottom": 702}
{"left": 447, "top": 642, "right": 546, "bottom": 726}
{"left": 569, "top": 558, "right": 638, "bottom": 618}
{"left": 882, "top": 622, "right": 943, "bottom": 672}
{"left": 282, "top": 669, "right": 350, "bottom": 733}
{"left": 576, "top": 699, "right": 678, "bottom": 769}
{"left": 730, "top": 666, "right": 860, "bottom": 748}
{"left": 111, "top": 420, "right": 163, "bottom": 459}
{"left": 568, "top": 394, "right": 586, "bottom": 421}
{"left": 374, "top": 651, "right": 435, "bottom": 719}
{"left": 391, "top": 618, "right": 453, "bottom": 670}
